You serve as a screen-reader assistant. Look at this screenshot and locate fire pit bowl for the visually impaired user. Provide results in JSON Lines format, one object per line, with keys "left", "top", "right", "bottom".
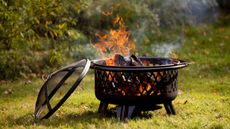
{"left": 91, "top": 57, "right": 188, "bottom": 118}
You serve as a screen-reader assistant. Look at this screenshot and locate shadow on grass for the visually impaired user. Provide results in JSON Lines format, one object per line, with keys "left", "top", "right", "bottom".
{"left": 8, "top": 111, "right": 117, "bottom": 127}
{"left": 9, "top": 109, "right": 158, "bottom": 127}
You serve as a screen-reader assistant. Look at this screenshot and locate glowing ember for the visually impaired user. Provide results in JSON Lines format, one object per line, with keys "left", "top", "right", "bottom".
{"left": 105, "top": 58, "right": 115, "bottom": 66}
{"left": 93, "top": 16, "right": 135, "bottom": 65}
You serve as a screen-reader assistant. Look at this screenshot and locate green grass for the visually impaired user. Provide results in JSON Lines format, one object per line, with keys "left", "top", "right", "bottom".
{"left": 1, "top": 24, "right": 230, "bottom": 128}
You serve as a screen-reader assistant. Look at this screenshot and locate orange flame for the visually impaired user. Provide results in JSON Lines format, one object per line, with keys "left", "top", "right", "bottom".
{"left": 93, "top": 15, "right": 135, "bottom": 65}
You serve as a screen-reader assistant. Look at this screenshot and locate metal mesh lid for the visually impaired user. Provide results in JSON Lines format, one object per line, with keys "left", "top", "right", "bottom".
{"left": 34, "top": 59, "right": 91, "bottom": 120}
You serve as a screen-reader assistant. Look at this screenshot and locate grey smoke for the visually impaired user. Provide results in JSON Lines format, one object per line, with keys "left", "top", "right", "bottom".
{"left": 151, "top": 41, "right": 181, "bottom": 57}
{"left": 156, "top": 0, "right": 220, "bottom": 25}
{"left": 149, "top": 0, "right": 221, "bottom": 57}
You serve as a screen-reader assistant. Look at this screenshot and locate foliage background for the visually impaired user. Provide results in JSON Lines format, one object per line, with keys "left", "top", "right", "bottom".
{"left": 0, "top": 0, "right": 230, "bottom": 128}
{"left": 0, "top": 0, "right": 227, "bottom": 80}
{"left": 0, "top": 0, "right": 158, "bottom": 80}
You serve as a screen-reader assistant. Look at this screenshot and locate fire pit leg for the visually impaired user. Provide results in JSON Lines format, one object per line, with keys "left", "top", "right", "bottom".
{"left": 98, "top": 102, "right": 108, "bottom": 115}
{"left": 116, "top": 105, "right": 135, "bottom": 121}
{"left": 164, "top": 101, "right": 176, "bottom": 115}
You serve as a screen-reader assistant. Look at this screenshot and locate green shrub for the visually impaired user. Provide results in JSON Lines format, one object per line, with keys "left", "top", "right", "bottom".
{"left": 0, "top": 0, "right": 86, "bottom": 80}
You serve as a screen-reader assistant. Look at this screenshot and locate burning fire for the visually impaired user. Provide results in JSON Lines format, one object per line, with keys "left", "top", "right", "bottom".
{"left": 93, "top": 15, "right": 135, "bottom": 66}
{"left": 92, "top": 15, "right": 165, "bottom": 97}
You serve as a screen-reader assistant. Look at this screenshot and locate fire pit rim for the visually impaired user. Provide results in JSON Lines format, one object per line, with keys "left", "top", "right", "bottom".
{"left": 91, "top": 57, "right": 188, "bottom": 71}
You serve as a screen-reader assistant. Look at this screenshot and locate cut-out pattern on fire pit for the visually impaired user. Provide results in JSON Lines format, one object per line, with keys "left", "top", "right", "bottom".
{"left": 95, "top": 69, "right": 178, "bottom": 97}
{"left": 92, "top": 57, "right": 184, "bottom": 106}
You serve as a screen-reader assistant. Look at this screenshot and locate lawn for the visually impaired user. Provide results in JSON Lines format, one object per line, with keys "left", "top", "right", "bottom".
{"left": 0, "top": 23, "right": 230, "bottom": 128}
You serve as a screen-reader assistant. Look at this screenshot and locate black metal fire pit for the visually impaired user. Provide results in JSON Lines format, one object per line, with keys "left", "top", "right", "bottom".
{"left": 34, "top": 57, "right": 187, "bottom": 120}
{"left": 92, "top": 57, "right": 187, "bottom": 120}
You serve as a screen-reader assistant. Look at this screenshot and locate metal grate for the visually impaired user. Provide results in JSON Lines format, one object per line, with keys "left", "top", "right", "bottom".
{"left": 92, "top": 57, "right": 186, "bottom": 105}
{"left": 95, "top": 69, "right": 178, "bottom": 97}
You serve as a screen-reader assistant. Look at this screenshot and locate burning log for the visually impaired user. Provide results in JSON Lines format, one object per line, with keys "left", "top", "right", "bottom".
{"left": 114, "top": 54, "right": 129, "bottom": 66}
{"left": 130, "top": 54, "right": 144, "bottom": 66}
{"left": 108, "top": 54, "right": 144, "bottom": 67}
{"left": 106, "top": 54, "right": 152, "bottom": 96}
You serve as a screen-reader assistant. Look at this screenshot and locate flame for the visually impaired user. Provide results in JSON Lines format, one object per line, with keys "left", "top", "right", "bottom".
{"left": 93, "top": 15, "right": 135, "bottom": 65}
{"left": 105, "top": 58, "right": 114, "bottom": 66}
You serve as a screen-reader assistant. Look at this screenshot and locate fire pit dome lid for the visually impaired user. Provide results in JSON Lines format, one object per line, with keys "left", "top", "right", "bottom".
{"left": 34, "top": 59, "right": 91, "bottom": 120}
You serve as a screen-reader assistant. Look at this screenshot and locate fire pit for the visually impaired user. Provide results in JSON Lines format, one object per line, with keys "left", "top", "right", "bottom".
{"left": 34, "top": 14, "right": 188, "bottom": 120}
{"left": 92, "top": 57, "right": 187, "bottom": 119}
{"left": 34, "top": 56, "right": 187, "bottom": 120}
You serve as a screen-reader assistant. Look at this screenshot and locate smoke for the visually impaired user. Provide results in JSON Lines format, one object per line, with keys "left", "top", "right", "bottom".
{"left": 148, "top": 0, "right": 222, "bottom": 57}
{"left": 155, "top": 0, "right": 220, "bottom": 26}
{"left": 181, "top": 0, "right": 219, "bottom": 25}
{"left": 151, "top": 37, "right": 183, "bottom": 57}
